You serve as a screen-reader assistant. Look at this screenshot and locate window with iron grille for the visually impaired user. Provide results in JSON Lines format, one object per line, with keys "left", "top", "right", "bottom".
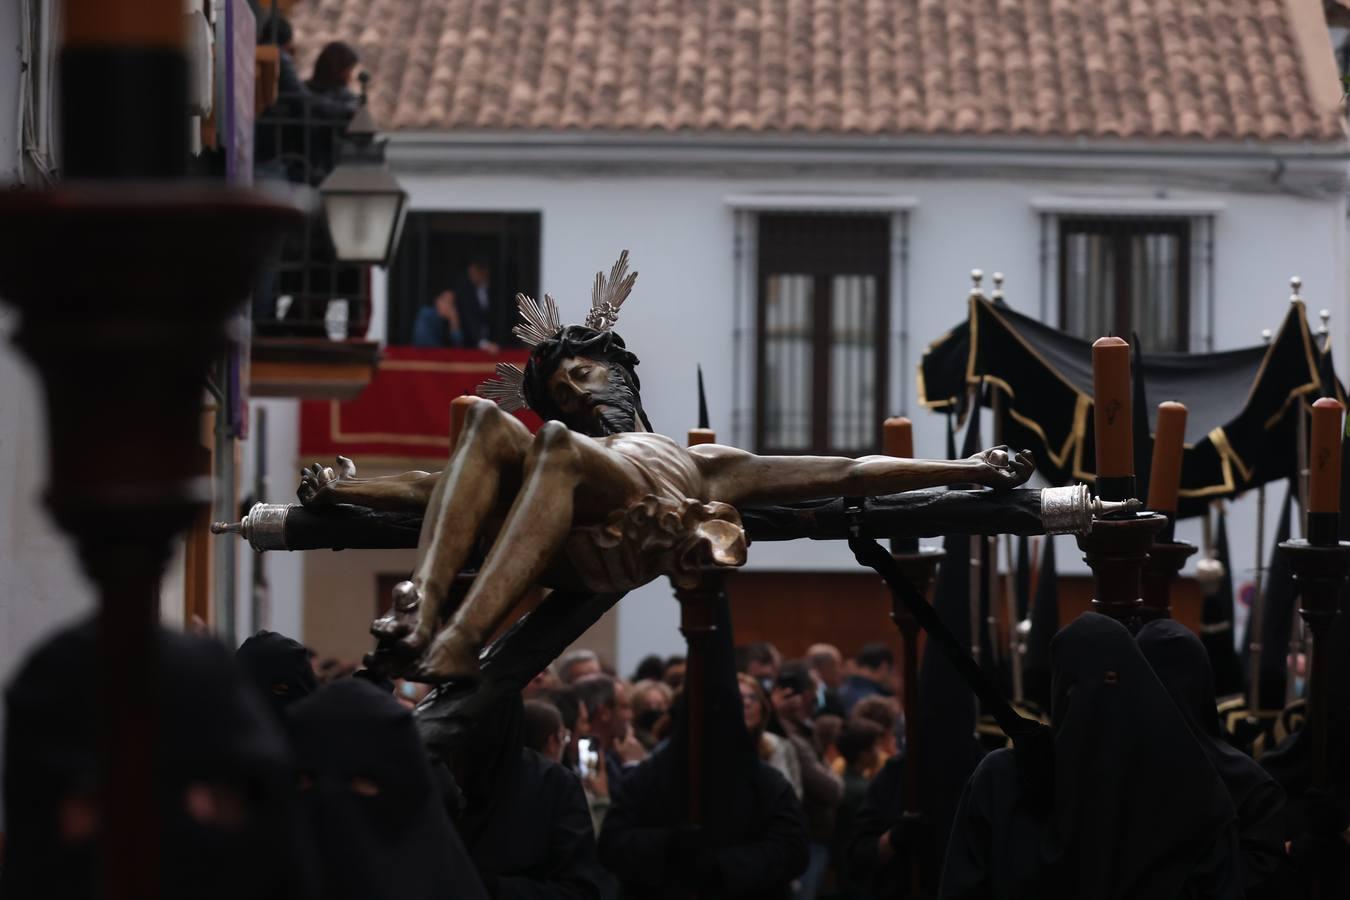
{"left": 756, "top": 214, "right": 890, "bottom": 455}
{"left": 386, "top": 212, "right": 541, "bottom": 347}
{"left": 1058, "top": 217, "right": 1191, "bottom": 353}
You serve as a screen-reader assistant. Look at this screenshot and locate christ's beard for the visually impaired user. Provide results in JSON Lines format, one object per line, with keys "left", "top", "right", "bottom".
{"left": 578, "top": 368, "right": 641, "bottom": 437}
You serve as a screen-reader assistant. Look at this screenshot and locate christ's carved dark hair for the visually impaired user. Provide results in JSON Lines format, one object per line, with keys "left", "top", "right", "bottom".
{"left": 521, "top": 325, "right": 653, "bottom": 433}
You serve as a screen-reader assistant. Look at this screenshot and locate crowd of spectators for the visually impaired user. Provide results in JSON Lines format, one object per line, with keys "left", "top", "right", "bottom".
{"left": 515, "top": 638, "right": 902, "bottom": 899}
{"left": 5, "top": 616, "right": 1338, "bottom": 899}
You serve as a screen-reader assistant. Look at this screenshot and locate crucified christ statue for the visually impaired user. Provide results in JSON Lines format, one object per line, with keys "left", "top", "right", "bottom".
{"left": 297, "top": 253, "right": 1034, "bottom": 682}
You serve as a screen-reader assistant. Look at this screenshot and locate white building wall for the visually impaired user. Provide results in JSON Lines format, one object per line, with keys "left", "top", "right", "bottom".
{"left": 389, "top": 167, "right": 1347, "bottom": 672}
{"left": 233, "top": 398, "right": 307, "bottom": 645}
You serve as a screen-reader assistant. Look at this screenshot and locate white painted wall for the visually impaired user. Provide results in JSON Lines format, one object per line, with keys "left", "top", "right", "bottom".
{"left": 381, "top": 164, "right": 1346, "bottom": 672}
{"left": 233, "top": 398, "right": 306, "bottom": 646}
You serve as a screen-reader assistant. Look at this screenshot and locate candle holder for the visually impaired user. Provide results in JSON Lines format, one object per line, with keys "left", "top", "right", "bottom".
{"left": 887, "top": 547, "right": 946, "bottom": 698}
{"left": 1277, "top": 538, "right": 1350, "bottom": 790}
{"left": 1076, "top": 511, "right": 1168, "bottom": 626}
{"left": 1142, "top": 518, "right": 1198, "bottom": 620}
{"left": 672, "top": 568, "right": 729, "bottom": 833}
{"left": 885, "top": 544, "right": 943, "bottom": 896}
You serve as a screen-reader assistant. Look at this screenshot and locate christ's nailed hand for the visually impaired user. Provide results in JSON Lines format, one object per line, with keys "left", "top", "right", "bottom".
{"left": 297, "top": 455, "right": 357, "bottom": 507}
{"left": 971, "top": 446, "right": 1035, "bottom": 491}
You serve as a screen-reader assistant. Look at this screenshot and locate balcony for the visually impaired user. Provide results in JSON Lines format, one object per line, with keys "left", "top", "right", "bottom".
{"left": 298, "top": 346, "right": 537, "bottom": 465}
{"left": 250, "top": 83, "right": 381, "bottom": 399}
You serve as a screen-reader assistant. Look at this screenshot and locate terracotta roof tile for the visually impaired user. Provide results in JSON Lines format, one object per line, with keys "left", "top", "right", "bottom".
{"left": 289, "top": 0, "right": 1347, "bottom": 142}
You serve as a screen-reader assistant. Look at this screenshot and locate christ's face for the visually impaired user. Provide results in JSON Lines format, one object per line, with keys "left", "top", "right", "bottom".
{"left": 545, "top": 355, "right": 643, "bottom": 436}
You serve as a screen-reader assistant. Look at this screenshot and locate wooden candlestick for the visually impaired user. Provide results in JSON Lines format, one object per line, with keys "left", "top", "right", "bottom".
{"left": 1076, "top": 513, "right": 1167, "bottom": 626}
{"left": 883, "top": 416, "right": 914, "bottom": 458}
{"left": 672, "top": 571, "right": 729, "bottom": 840}
{"left": 0, "top": 190, "right": 299, "bottom": 900}
{"left": 884, "top": 546, "right": 944, "bottom": 894}
{"left": 1308, "top": 397, "right": 1343, "bottom": 545}
{"left": 1092, "top": 336, "right": 1135, "bottom": 502}
{"left": 1142, "top": 540, "right": 1198, "bottom": 620}
{"left": 688, "top": 428, "right": 716, "bottom": 446}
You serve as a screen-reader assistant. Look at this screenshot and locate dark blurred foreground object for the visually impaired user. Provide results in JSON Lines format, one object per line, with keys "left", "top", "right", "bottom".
{"left": 287, "top": 678, "right": 487, "bottom": 900}
{"left": 1, "top": 620, "right": 311, "bottom": 900}
{"left": 0, "top": 4, "right": 300, "bottom": 898}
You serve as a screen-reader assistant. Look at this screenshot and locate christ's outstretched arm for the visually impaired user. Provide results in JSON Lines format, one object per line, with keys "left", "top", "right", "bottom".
{"left": 693, "top": 444, "right": 1034, "bottom": 507}
{"left": 299, "top": 456, "right": 440, "bottom": 512}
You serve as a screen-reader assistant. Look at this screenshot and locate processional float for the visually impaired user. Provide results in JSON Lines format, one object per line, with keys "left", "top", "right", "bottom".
{"left": 218, "top": 256, "right": 1294, "bottom": 894}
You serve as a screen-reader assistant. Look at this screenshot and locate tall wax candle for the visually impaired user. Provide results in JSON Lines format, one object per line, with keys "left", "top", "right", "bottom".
{"left": 883, "top": 417, "right": 914, "bottom": 458}
{"left": 1146, "top": 402, "right": 1188, "bottom": 514}
{"left": 1309, "top": 397, "right": 1344, "bottom": 515}
{"left": 1092, "top": 336, "right": 1134, "bottom": 479}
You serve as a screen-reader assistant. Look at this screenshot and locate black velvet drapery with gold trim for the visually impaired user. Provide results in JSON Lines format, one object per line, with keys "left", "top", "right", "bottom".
{"left": 919, "top": 298, "right": 1330, "bottom": 519}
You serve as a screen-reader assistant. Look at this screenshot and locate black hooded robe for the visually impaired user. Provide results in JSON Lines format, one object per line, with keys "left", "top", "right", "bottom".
{"left": 597, "top": 593, "right": 809, "bottom": 899}
{"left": 845, "top": 754, "right": 931, "bottom": 899}
{"left": 236, "top": 629, "right": 318, "bottom": 719}
{"left": 2, "top": 619, "right": 312, "bottom": 900}
{"left": 1137, "top": 620, "right": 1287, "bottom": 897}
{"left": 287, "top": 678, "right": 487, "bottom": 900}
{"left": 1259, "top": 604, "right": 1350, "bottom": 895}
{"left": 600, "top": 752, "right": 808, "bottom": 900}
{"left": 941, "top": 613, "right": 1243, "bottom": 900}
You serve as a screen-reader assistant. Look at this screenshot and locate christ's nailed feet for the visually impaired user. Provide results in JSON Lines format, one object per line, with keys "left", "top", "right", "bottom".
{"left": 409, "top": 628, "right": 484, "bottom": 684}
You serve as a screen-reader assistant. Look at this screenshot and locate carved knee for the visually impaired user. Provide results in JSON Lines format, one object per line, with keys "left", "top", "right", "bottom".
{"left": 526, "top": 420, "right": 581, "bottom": 473}
{"left": 465, "top": 397, "right": 527, "bottom": 455}
{"left": 464, "top": 396, "right": 505, "bottom": 432}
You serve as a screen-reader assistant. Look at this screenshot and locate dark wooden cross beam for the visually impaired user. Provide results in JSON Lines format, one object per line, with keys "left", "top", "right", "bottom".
{"left": 217, "top": 486, "right": 1062, "bottom": 552}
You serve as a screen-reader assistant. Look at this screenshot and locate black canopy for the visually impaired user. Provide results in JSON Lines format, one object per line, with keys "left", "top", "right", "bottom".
{"left": 919, "top": 297, "right": 1327, "bottom": 518}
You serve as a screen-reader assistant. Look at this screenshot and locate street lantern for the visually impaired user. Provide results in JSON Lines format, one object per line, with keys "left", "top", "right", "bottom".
{"left": 318, "top": 80, "right": 408, "bottom": 266}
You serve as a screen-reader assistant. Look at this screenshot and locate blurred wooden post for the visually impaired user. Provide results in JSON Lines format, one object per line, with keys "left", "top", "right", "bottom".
{"left": 880, "top": 417, "right": 942, "bottom": 894}
{"left": 0, "top": 6, "right": 299, "bottom": 900}
{"left": 675, "top": 426, "right": 720, "bottom": 835}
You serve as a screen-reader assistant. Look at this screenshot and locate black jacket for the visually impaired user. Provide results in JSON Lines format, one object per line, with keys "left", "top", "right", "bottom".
{"left": 449, "top": 694, "right": 613, "bottom": 900}
{"left": 598, "top": 593, "right": 808, "bottom": 899}
{"left": 599, "top": 757, "right": 808, "bottom": 900}
{"left": 464, "top": 748, "right": 611, "bottom": 900}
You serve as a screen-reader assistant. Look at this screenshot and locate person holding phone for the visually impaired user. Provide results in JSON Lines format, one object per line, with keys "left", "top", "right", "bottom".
{"left": 577, "top": 735, "right": 611, "bottom": 834}
{"left": 574, "top": 675, "right": 648, "bottom": 789}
